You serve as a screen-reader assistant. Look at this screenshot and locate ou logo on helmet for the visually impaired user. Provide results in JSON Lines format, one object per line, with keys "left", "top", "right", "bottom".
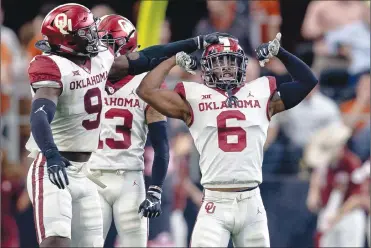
{"left": 55, "top": 13, "right": 73, "bottom": 34}
{"left": 118, "top": 19, "right": 134, "bottom": 34}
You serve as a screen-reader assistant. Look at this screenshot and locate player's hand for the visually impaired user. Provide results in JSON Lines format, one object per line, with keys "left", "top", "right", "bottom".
{"left": 255, "top": 32, "right": 282, "bottom": 67}
{"left": 306, "top": 191, "right": 320, "bottom": 213}
{"left": 194, "top": 32, "right": 222, "bottom": 49}
{"left": 138, "top": 186, "right": 162, "bottom": 218}
{"left": 44, "top": 149, "right": 71, "bottom": 189}
{"left": 175, "top": 52, "right": 197, "bottom": 75}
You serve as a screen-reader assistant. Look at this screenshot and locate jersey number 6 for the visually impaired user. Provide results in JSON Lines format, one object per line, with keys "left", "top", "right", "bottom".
{"left": 217, "top": 110, "right": 247, "bottom": 152}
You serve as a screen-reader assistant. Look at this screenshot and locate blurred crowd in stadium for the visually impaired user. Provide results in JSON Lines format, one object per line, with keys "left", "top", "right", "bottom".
{"left": 1, "top": 0, "right": 370, "bottom": 247}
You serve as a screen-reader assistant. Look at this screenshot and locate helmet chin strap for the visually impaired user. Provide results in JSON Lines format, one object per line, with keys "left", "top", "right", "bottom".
{"left": 224, "top": 83, "right": 239, "bottom": 108}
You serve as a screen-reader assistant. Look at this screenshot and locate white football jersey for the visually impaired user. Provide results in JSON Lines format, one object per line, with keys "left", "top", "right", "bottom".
{"left": 174, "top": 76, "right": 276, "bottom": 188}
{"left": 89, "top": 73, "right": 150, "bottom": 170}
{"left": 26, "top": 49, "right": 114, "bottom": 157}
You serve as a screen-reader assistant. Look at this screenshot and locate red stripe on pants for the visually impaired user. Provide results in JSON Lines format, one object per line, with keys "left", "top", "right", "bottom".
{"left": 32, "top": 154, "right": 40, "bottom": 243}
{"left": 314, "top": 231, "right": 322, "bottom": 248}
{"left": 38, "top": 156, "right": 46, "bottom": 241}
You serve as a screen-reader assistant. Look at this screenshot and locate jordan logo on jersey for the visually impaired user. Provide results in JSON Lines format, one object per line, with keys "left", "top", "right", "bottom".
{"left": 34, "top": 105, "right": 47, "bottom": 115}
{"left": 247, "top": 91, "right": 254, "bottom": 98}
{"left": 257, "top": 207, "right": 262, "bottom": 215}
{"left": 129, "top": 89, "right": 136, "bottom": 96}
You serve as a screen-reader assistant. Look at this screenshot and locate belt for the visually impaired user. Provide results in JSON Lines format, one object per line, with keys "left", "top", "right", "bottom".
{"left": 60, "top": 151, "right": 91, "bottom": 162}
{"left": 235, "top": 186, "right": 258, "bottom": 192}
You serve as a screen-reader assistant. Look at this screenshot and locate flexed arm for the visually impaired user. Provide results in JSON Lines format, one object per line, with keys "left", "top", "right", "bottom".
{"left": 136, "top": 56, "right": 193, "bottom": 125}
{"left": 255, "top": 33, "right": 318, "bottom": 118}
{"left": 108, "top": 34, "right": 220, "bottom": 81}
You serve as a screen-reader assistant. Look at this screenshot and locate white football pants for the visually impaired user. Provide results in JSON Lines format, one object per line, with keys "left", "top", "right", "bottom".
{"left": 190, "top": 187, "right": 270, "bottom": 247}
{"left": 26, "top": 152, "right": 104, "bottom": 247}
{"left": 92, "top": 169, "right": 147, "bottom": 247}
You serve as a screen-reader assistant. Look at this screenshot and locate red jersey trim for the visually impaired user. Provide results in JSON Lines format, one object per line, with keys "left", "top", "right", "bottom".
{"left": 28, "top": 55, "right": 63, "bottom": 88}
{"left": 106, "top": 75, "right": 135, "bottom": 93}
{"left": 174, "top": 82, "right": 194, "bottom": 127}
{"left": 265, "top": 76, "right": 277, "bottom": 121}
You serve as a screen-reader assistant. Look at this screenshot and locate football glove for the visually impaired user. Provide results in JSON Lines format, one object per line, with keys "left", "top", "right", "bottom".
{"left": 255, "top": 32, "right": 282, "bottom": 67}
{"left": 44, "top": 149, "right": 71, "bottom": 189}
{"left": 138, "top": 186, "right": 162, "bottom": 218}
{"left": 175, "top": 52, "right": 197, "bottom": 75}
{"left": 194, "top": 32, "right": 223, "bottom": 50}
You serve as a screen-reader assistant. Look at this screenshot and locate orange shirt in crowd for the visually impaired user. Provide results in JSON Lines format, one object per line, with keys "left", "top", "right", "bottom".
{"left": 341, "top": 100, "right": 370, "bottom": 131}
{"left": 1, "top": 42, "right": 12, "bottom": 114}
{"left": 250, "top": 1, "right": 281, "bottom": 42}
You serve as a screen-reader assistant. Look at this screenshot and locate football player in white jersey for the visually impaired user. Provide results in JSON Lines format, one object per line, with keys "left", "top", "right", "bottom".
{"left": 88, "top": 15, "right": 169, "bottom": 247}
{"left": 25, "top": 3, "right": 220, "bottom": 247}
{"left": 136, "top": 33, "right": 318, "bottom": 247}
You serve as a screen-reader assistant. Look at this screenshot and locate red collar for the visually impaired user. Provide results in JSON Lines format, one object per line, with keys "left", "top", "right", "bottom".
{"left": 106, "top": 75, "right": 135, "bottom": 94}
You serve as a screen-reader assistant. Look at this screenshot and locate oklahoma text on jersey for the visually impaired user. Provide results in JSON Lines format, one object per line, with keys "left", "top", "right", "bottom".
{"left": 69, "top": 71, "right": 108, "bottom": 90}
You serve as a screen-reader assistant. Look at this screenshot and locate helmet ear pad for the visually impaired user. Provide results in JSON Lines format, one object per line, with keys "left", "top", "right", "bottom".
{"left": 35, "top": 40, "right": 52, "bottom": 53}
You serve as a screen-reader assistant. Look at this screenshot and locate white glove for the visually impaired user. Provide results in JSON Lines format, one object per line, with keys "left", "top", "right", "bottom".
{"left": 255, "top": 32, "right": 282, "bottom": 67}
{"left": 175, "top": 52, "right": 197, "bottom": 75}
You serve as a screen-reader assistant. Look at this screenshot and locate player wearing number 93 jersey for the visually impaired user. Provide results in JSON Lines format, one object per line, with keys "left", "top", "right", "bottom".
{"left": 88, "top": 15, "right": 170, "bottom": 247}
{"left": 136, "top": 33, "right": 318, "bottom": 247}
{"left": 24, "top": 3, "right": 220, "bottom": 247}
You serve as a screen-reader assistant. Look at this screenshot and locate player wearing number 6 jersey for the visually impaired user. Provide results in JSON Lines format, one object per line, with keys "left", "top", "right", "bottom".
{"left": 136, "top": 33, "right": 318, "bottom": 247}
{"left": 88, "top": 15, "right": 169, "bottom": 247}
{"left": 25, "top": 3, "right": 219, "bottom": 247}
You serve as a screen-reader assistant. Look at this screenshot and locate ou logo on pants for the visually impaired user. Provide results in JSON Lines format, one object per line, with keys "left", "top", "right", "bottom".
{"left": 205, "top": 202, "right": 216, "bottom": 214}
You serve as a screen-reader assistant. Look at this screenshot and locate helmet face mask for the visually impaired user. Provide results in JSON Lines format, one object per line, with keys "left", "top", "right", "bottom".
{"left": 100, "top": 33, "right": 126, "bottom": 56}
{"left": 69, "top": 21, "right": 102, "bottom": 55}
{"left": 201, "top": 38, "right": 248, "bottom": 90}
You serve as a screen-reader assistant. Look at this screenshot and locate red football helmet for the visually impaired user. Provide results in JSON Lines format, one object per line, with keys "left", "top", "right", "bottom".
{"left": 39, "top": 3, "right": 102, "bottom": 56}
{"left": 98, "top": 14, "right": 138, "bottom": 57}
{"left": 200, "top": 36, "right": 248, "bottom": 90}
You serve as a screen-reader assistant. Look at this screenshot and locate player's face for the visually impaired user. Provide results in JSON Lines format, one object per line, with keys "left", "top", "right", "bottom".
{"left": 211, "top": 54, "right": 240, "bottom": 82}
{"left": 77, "top": 23, "right": 100, "bottom": 51}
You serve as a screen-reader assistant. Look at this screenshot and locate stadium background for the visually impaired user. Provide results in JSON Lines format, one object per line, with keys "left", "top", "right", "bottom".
{"left": 1, "top": 0, "right": 370, "bottom": 247}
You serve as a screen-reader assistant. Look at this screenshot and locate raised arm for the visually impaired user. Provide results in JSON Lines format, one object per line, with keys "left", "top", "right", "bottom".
{"left": 108, "top": 34, "right": 220, "bottom": 81}
{"left": 136, "top": 56, "right": 193, "bottom": 126}
{"left": 255, "top": 33, "right": 318, "bottom": 118}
